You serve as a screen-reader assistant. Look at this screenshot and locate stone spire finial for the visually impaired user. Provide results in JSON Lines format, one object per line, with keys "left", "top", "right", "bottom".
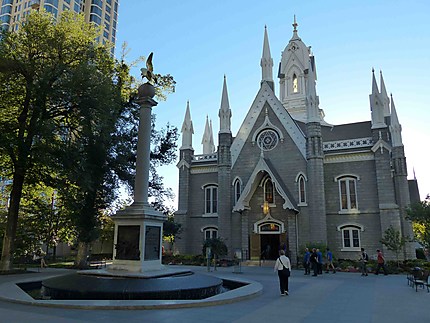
{"left": 219, "top": 75, "right": 232, "bottom": 134}
{"left": 261, "top": 25, "right": 274, "bottom": 86}
{"left": 389, "top": 94, "right": 403, "bottom": 147}
{"left": 180, "top": 100, "right": 194, "bottom": 150}
{"left": 380, "top": 71, "right": 390, "bottom": 116}
{"left": 293, "top": 15, "right": 298, "bottom": 32}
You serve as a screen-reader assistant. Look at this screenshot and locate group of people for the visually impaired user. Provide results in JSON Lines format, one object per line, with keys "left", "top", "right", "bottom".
{"left": 303, "top": 247, "right": 336, "bottom": 276}
{"left": 359, "top": 248, "right": 388, "bottom": 276}
{"left": 274, "top": 246, "right": 389, "bottom": 297}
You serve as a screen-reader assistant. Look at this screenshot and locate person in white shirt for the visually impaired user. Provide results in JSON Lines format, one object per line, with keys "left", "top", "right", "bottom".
{"left": 274, "top": 249, "right": 291, "bottom": 295}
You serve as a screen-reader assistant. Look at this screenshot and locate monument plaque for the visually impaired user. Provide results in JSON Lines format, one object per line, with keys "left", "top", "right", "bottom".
{"left": 144, "top": 225, "right": 161, "bottom": 260}
{"left": 115, "top": 225, "right": 140, "bottom": 260}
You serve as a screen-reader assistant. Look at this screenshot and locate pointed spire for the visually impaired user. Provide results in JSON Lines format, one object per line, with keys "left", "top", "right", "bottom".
{"left": 261, "top": 25, "right": 274, "bottom": 85}
{"left": 380, "top": 71, "right": 390, "bottom": 116}
{"left": 219, "top": 75, "right": 232, "bottom": 134}
{"left": 370, "top": 69, "right": 386, "bottom": 129}
{"left": 291, "top": 15, "right": 301, "bottom": 41}
{"left": 202, "top": 116, "right": 213, "bottom": 154}
{"left": 372, "top": 68, "right": 379, "bottom": 94}
{"left": 389, "top": 94, "right": 403, "bottom": 146}
{"left": 293, "top": 15, "right": 298, "bottom": 32}
{"left": 180, "top": 100, "right": 194, "bottom": 150}
{"left": 306, "top": 58, "right": 319, "bottom": 123}
{"left": 209, "top": 119, "right": 215, "bottom": 153}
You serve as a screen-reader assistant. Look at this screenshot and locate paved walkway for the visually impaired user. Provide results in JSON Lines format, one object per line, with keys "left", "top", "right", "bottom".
{"left": 0, "top": 265, "right": 428, "bottom": 323}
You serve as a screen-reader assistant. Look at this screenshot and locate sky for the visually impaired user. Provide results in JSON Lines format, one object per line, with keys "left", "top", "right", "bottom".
{"left": 115, "top": 0, "right": 430, "bottom": 207}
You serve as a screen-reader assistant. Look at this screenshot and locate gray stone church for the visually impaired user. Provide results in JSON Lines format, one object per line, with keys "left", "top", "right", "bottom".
{"left": 175, "top": 21, "right": 419, "bottom": 264}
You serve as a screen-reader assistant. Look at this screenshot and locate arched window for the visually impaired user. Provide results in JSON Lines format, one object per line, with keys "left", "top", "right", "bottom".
{"left": 204, "top": 185, "right": 218, "bottom": 214}
{"left": 292, "top": 73, "right": 298, "bottom": 93}
{"left": 338, "top": 225, "right": 363, "bottom": 251}
{"left": 203, "top": 227, "right": 218, "bottom": 240}
{"left": 264, "top": 178, "right": 274, "bottom": 204}
{"left": 335, "top": 175, "right": 359, "bottom": 212}
{"left": 234, "top": 179, "right": 241, "bottom": 203}
{"left": 298, "top": 176, "right": 306, "bottom": 204}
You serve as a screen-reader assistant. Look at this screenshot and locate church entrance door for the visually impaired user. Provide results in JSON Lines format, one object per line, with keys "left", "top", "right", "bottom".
{"left": 260, "top": 234, "right": 280, "bottom": 260}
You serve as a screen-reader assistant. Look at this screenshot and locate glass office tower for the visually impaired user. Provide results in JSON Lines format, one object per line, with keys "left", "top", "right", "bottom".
{"left": 0, "top": 0, "right": 118, "bottom": 54}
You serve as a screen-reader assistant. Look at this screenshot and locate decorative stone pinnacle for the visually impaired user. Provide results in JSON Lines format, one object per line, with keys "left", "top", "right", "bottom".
{"left": 292, "top": 15, "right": 298, "bottom": 32}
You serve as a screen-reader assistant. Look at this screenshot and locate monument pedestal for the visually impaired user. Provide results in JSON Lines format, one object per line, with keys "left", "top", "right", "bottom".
{"left": 110, "top": 202, "right": 166, "bottom": 272}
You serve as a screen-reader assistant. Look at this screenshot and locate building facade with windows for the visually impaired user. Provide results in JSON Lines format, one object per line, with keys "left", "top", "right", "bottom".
{"left": 175, "top": 21, "right": 419, "bottom": 264}
{"left": 0, "top": 0, "right": 118, "bottom": 54}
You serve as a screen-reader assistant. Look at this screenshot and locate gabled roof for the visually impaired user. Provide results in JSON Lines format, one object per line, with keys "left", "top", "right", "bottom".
{"left": 231, "top": 81, "right": 306, "bottom": 166}
{"left": 233, "top": 154, "right": 298, "bottom": 213}
{"left": 295, "top": 120, "right": 373, "bottom": 142}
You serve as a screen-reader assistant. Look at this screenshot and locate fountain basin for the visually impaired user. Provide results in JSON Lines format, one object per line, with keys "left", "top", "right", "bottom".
{"left": 40, "top": 270, "right": 224, "bottom": 300}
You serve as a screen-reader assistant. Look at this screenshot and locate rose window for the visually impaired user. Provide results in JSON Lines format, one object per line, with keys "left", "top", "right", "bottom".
{"left": 257, "top": 129, "right": 279, "bottom": 151}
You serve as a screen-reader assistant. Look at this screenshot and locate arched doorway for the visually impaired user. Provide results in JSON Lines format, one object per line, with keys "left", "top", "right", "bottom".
{"left": 260, "top": 234, "right": 280, "bottom": 260}
{"left": 250, "top": 217, "right": 286, "bottom": 260}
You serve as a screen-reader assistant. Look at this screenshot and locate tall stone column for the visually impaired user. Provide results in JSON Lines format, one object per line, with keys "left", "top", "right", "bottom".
{"left": 111, "top": 82, "right": 167, "bottom": 273}
{"left": 134, "top": 86, "right": 157, "bottom": 206}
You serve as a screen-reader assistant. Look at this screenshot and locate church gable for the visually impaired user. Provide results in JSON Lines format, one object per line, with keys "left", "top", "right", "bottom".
{"left": 231, "top": 81, "right": 306, "bottom": 167}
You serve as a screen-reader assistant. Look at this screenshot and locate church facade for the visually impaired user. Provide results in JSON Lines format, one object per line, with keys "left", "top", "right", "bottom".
{"left": 175, "top": 21, "right": 419, "bottom": 264}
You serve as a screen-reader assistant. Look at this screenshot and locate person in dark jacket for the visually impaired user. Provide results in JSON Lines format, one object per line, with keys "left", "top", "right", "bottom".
{"left": 310, "top": 248, "right": 318, "bottom": 276}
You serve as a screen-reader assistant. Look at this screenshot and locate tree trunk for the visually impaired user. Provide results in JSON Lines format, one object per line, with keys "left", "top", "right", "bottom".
{"left": 0, "top": 171, "right": 25, "bottom": 271}
{"left": 75, "top": 241, "right": 90, "bottom": 269}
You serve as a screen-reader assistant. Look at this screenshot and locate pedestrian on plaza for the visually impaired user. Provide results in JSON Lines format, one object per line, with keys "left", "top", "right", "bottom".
{"left": 310, "top": 248, "right": 318, "bottom": 276}
{"left": 274, "top": 249, "right": 291, "bottom": 296}
{"left": 359, "top": 248, "right": 369, "bottom": 276}
{"left": 33, "top": 247, "right": 47, "bottom": 268}
{"left": 325, "top": 248, "right": 336, "bottom": 273}
{"left": 375, "top": 249, "right": 388, "bottom": 275}
{"left": 303, "top": 248, "right": 311, "bottom": 275}
{"left": 316, "top": 248, "right": 323, "bottom": 274}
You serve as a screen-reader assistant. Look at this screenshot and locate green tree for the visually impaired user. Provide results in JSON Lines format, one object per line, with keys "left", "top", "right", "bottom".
{"left": 202, "top": 238, "right": 228, "bottom": 269}
{"left": 380, "top": 225, "right": 407, "bottom": 267}
{"left": 406, "top": 195, "right": 430, "bottom": 249}
{"left": 18, "top": 185, "right": 74, "bottom": 260}
{"left": 163, "top": 213, "right": 182, "bottom": 254}
{"left": 0, "top": 11, "right": 118, "bottom": 270}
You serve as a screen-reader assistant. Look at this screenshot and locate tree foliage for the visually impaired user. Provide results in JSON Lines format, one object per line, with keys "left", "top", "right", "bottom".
{"left": 407, "top": 195, "right": 430, "bottom": 249}
{"left": 202, "top": 238, "right": 228, "bottom": 259}
{"left": 163, "top": 213, "right": 182, "bottom": 244}
{"left": 0, "top": 11, "right": 116, "bottom": 269}
{"left": 0, "top": 11, "right": 178, "bottom": 269}
{"left": 380, "top": 225, "right": 407, "bottom": 266}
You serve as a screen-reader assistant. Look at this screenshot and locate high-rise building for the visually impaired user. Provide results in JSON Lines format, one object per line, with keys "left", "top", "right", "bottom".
{"left": 0, "top": 0, "right": 118, "bottom": 54}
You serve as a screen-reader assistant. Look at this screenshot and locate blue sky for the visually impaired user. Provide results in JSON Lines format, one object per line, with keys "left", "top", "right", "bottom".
{"left": 115, "top": 0, "right": 430, "bottom": 206}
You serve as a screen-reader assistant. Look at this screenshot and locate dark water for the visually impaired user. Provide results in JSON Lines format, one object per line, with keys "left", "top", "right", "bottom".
{"left": 18, "top": 279, "right": 246, "bottom": 300}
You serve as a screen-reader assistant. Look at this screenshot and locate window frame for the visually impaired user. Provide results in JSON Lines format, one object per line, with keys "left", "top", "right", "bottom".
{"left": 263, "top": 177, "right": 274, "bottom": 204}
{"left": 335, "top": 175, "right": 359, "bottom": 214}
{"left": 233, "top": 178, "right": 242, "bottom": 204}
{"left": 337, "top": 224, "right": 364, "bottom": 251}
{"left": 203, "top": 227, "right": 218, "bottom": 240}
{"left": 204, "top": 185, "right": 218, "bottom": 216}
{"left": 298, "top": 175, "right": 306, "bottom": 205}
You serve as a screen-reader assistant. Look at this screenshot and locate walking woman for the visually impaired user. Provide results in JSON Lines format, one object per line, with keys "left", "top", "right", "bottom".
{"left": 274, "top": 249, "right": 291, "bottom": 296}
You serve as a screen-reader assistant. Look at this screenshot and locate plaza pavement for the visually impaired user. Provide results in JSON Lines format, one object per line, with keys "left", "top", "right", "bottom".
{"left": 0, "top": 264, "right": 428, "bottom": 323}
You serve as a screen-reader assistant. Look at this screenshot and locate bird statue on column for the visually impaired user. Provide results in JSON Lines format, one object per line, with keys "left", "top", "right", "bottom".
{"left": 140, "top": 52, "right": 157, "bottom": 85}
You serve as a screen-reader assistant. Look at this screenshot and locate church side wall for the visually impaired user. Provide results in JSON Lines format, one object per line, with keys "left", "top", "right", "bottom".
{"left": 185, "top": 170, "right": 219, "bottom": 255}
{"left": 324, "top": 158, "right": 383, "bottom": 260}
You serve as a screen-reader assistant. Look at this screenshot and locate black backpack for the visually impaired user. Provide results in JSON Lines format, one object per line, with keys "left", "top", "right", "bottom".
{"left": 363, "top": 252, "right": 369, "bottom": 261}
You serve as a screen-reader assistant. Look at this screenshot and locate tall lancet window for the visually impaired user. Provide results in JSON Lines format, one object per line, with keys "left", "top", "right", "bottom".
{"left": 234, "top": 179, "right": 241, "bottom": 204}
{"left": 298, "top": 176, "right": 306, "bottom": 204}
{"left": 264, "top": 178, "right": 274, "bottom": 204}
{"left": 292, "top": 74, "right": 298, "bottom": 93}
